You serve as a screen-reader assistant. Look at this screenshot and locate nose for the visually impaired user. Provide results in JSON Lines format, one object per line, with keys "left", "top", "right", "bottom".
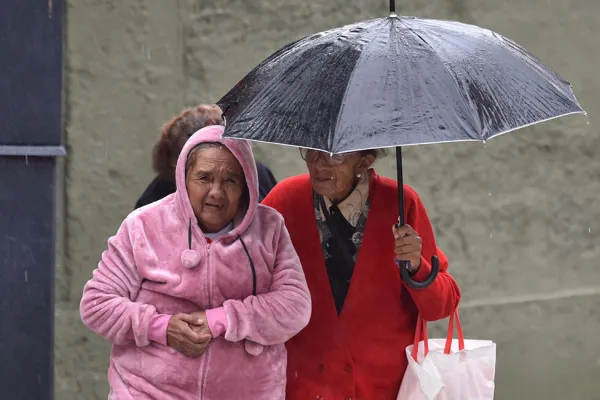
{"left": 315, "top": 152, "right": 329, "bottom": 167}
{"left": 208, "top": 182, "right": 226, "bottom": 199}
{"left": 314, "top": 154, "right": 331, "bottom": 168}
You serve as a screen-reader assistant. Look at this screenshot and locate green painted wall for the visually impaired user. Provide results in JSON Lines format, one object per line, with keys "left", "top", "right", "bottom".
{"left": 56, "top": 1, "right": 599, "bottom": 398}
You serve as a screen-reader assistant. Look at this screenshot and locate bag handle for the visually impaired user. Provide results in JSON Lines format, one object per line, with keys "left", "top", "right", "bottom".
{"left": 411, "top": 314, "right": 428, "bottom": 361}
{"left": 411, "top": 309, "right": 465, "bottom": 361}
{"left": 444, "top": 310, "right": 465, "bottom": 354}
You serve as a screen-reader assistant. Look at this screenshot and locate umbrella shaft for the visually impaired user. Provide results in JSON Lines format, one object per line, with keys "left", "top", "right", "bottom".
{"left": 390, "top": 0, "right": 396, "bottom": 13}
{"left": 396, "top": 146, "right": 405, "bottom": 226}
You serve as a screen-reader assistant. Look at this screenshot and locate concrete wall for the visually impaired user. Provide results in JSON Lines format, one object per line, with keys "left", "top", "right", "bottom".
{"left": 56, "top": 0, "right": 600, "bottom": 398}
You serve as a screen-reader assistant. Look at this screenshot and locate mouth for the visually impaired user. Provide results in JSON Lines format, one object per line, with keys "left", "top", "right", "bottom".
{"left": 315, "top": 176, "right": 334, "bottom": 183}
{"left": 204, "top": 202, "right": 224, "bottom": 210}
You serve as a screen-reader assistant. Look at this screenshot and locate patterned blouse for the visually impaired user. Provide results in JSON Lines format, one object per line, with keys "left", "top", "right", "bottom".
{"left": 313, "top": 169, "right": 372, "bottom": 314}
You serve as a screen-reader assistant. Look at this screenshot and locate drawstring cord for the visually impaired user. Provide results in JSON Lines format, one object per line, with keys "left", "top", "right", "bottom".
{"left": 237, "top": 235, "right": 257, "bottom": 297}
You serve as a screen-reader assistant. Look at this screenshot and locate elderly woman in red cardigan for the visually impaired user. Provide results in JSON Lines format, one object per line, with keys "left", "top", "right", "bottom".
{"left": 262, "top": 148, "right": 461, "bottom": 400}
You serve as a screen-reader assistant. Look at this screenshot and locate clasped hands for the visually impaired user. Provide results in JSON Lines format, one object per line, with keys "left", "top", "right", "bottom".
{"left": 166, "top": 311, "right": 212, "bottom": 358}
{"left": 165, "top": 225, "right": 423, "bottom": 358}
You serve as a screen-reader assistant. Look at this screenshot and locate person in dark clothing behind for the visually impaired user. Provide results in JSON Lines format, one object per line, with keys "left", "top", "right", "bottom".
{"left": 135, "top": 104, "right": 278, "bottom": 209}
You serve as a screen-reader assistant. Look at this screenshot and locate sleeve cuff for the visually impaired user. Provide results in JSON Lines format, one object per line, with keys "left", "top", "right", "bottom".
{"left": 206, "top": 307, "right": 228, "bottom": 338}
{"left": 406, "top": 256, "right": 432, "bottom": 284}
{"left": 147, "top": 314, "right": 171, "bottom": 345}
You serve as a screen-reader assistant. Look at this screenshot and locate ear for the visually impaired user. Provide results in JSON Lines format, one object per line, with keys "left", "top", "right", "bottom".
{"left": 357, "top": 153, "right": 376, "bottom": 175}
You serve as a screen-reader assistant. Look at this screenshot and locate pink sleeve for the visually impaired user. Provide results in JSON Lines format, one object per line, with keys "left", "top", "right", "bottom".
{"left": 215, "top": 215, "right": 312, "bottom": 345}
{"left": 147, "top": 314, "right": 171, "bottom": 345}
{"left": 205, "top": 308, "right": 228, "bottom": 338}
{"left": 79, "top": 219, "right": 160, "bottom": 347}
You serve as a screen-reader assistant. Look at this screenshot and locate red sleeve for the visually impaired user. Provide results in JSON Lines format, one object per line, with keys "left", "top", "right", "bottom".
{"left": 403, "top": 187, "right": 461, "bottom": 321}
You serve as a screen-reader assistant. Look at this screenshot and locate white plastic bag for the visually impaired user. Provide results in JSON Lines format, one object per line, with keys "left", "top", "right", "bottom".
{"left": 397, "top": 311, "right": 496, "bottom": 400}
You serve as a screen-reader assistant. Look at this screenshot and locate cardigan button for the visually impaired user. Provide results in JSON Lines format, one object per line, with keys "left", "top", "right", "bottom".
{"left": 345, "top": 364, "right": 353, "bottom": 373}
{"left": 318, "top": 364, "right": 325, "bottom": 373}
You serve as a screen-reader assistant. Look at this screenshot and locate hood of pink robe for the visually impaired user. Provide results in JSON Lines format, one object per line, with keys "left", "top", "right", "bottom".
{"left": 174, "top": 125, "right": 259, "bottom": 268}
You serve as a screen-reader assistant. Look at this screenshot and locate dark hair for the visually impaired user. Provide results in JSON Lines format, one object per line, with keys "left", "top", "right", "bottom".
{"left": 152, "top": 104, "right": 223, "bottom": 181}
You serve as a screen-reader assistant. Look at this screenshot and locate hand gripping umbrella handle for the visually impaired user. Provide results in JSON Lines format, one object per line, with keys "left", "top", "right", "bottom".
{"left": 397, "top": 256, "right": 440, "bottom": 289}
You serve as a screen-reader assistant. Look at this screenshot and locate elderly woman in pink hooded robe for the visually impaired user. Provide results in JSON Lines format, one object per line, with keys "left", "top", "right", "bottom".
{"left": 80, "top": 125, "right": 311, "bottom": 400}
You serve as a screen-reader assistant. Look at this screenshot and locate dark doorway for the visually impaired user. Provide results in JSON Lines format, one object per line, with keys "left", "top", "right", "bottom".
{"left": 0, "top": 1, "right": 65, "bottom": 399}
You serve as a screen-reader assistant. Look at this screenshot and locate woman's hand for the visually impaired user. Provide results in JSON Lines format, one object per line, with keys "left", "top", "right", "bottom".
{"left": 393, "top": 224, "right": 422, "bottom": 272}
{"left": 189, "top": 311, "right": 214, "bottom": 337}
{"left": 167, "top": 313, "right": 211, "bottom": 358}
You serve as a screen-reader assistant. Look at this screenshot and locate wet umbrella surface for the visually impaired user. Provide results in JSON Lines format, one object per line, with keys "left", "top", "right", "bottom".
{"left": 218, "top": 2, "right": 585, "bottom": 287}
{"left": 219, "top": 13, "right": 583, "bottom": 153}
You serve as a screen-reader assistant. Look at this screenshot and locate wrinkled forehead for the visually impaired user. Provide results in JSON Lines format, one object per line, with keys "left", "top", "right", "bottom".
{"left": 186, "top": 143, "right": 244, "bottom": 176}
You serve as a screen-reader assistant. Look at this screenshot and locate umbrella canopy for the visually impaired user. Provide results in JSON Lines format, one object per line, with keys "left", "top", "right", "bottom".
{"left": 218, "top": 5, "right": 585, "bottom": 288}
{"left": 219, "top": 13, "right": 583, "bottom": 154}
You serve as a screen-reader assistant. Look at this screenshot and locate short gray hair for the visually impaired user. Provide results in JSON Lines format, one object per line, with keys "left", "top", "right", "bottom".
{"left": 360, "top": 148, "right": 389, "bottom": 159}
{"left": 184, "top": 142, "right": 224, "bottom": 178}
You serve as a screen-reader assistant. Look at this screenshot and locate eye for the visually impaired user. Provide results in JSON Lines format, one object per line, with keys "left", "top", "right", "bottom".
{"left": 225, "top": 177, "right": 238, "bottom": 184}
{"left": 197, "top": 175, "right": 209, "bottom": 182}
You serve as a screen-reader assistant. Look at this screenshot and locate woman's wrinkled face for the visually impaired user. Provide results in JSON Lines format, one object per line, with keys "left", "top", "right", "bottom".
{"left": 186, "top": 146, "right": 245, "bottom": 233}
{"left": 304, "top": 150, "right": 375, "bottom": 202}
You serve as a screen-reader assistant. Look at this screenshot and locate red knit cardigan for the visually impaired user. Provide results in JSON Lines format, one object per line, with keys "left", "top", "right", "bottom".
{"left": 263, "top": 171, "right": 461, "bottom": 400}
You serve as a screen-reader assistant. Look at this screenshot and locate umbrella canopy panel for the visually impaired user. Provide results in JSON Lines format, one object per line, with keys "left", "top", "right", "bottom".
{"left": 219, "top": 16, "right": 583, "bottom": 153}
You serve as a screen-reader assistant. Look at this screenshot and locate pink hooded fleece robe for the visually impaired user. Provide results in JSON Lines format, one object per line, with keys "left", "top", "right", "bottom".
{"left": 80, "top": 125, "right": 312, "bottom": 400}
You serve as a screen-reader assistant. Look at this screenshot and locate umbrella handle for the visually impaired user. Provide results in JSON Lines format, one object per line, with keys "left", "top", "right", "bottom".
{"left": 398, "top": 255, "right": 440, "bottom": 289}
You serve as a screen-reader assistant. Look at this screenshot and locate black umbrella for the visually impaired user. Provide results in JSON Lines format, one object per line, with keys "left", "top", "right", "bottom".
{"left": 218, "top": 0, "right": 585, "bottom": 288}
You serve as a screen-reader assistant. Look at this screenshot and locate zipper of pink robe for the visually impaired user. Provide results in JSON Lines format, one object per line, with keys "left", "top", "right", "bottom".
{"left": 196, "top": 226, "right": 235, "bottom": 398}
{"left": 200, "top": 232, "right": 228, "bottom": 398}
{"left": 199, "top": 239, "right": 212, "bottom": 398}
